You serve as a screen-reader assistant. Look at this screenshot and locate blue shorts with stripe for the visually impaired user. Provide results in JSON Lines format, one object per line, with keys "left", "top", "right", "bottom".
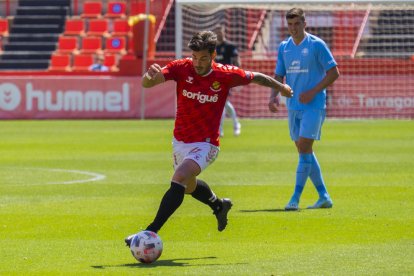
{"left": 288, "top": 109, "right": 326, "bottom": 141}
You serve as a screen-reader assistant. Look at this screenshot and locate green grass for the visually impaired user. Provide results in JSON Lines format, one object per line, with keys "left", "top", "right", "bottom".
{"left": 0, "top": 119, "right": 413, "bottom": 275}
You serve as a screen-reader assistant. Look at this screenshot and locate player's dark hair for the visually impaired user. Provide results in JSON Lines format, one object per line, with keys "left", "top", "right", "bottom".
{"left": 286, "top": 7, "right": 305, "bottom": 22}
{"left": 188, "top": 31, "right": 217, "bottom": 54}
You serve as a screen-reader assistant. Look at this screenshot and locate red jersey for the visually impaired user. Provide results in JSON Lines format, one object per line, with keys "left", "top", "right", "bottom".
{"left": 162, "top": 58, "right": 253, "bottom": 146}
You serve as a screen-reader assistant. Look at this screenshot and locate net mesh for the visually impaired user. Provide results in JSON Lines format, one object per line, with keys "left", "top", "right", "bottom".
{"left": 170, "top": 1, "right": 414, "bottom": 118}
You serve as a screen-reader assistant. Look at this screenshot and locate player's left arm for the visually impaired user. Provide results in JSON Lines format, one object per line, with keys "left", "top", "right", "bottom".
{"left": 299, "top": 66, "right": 340, "bottom": 104}
{"left": 251, "top": 72, "right": 293, "bottom": 98}
{"left": 141, "top": 63, "right": 166, "bottom": 88}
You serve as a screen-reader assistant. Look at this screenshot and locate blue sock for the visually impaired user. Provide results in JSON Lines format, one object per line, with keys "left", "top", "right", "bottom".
{"left": 292, "top": 153, "right": 312, "bottom": 202}
{"left": 309, "top": 153, "right": 329, "bottom": 199}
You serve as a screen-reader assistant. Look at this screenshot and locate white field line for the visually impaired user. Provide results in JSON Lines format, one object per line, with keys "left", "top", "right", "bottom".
{"left": 2, "top": 167, "right": 106, "bottom": 185}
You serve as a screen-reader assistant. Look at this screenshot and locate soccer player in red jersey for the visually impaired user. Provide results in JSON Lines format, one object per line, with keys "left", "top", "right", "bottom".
{"left": 126, "top": 30, "right": 293, "bottom": 244}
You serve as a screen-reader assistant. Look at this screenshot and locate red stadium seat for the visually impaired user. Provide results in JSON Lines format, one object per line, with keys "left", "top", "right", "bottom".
{"left": 105, "top": 2, "right": 127, "bottom": 18}
{"left": 57, "top": 36, "right": 79, "bottom": 54}
{"left": 81, "top": 1, "right": 102, "bottom": 18}
{"left": 130, "top": 2, "right": 145, "bottom": 14}
{"left": 72, "top": 54, "right": 94, "bottom": 71}
{"left": 105, "top": 36, "right": 127, "bottom": 55}
{"left": 112, "top": 19, "right": 131, "bottom": 36}
{"left": 0, "top": 18, "right": 9, "bottom": 37}
{"left": 103, "top": 53, "right": 119, "bottom": 71}
{"left": 87, "top": 18, "right": 110, "bottom": 37}
{"left": 64, "top": 18, "right": 85, "bottom": 36}
{"left": 48, "top": 53, "right": 72, "bottom": 72}
{"left": 81, "top": 36, "right": 102, "bottom": 54}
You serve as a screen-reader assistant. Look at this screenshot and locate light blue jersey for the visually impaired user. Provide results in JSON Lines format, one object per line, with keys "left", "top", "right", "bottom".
{"left": 275, "top": 33, "right": 337, "bottom": 110}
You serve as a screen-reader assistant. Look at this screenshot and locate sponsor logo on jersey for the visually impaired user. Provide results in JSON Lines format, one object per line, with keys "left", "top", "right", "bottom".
{"left": 182, "top": 89, "right": 218, "bottom": 103}
{"left": 287, "top": 60, "right": 309, "bottom": 74}
{"left": 210, "top": 81, "right": 222, "bottom": 92}
{"left": 185, "top": 76, "right": 194, "bottom": 84}
{"left": 301, "top": 48, "right": 309, "bottom": 56}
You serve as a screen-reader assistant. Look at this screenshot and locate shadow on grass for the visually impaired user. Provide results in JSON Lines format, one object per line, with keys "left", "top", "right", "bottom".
{"left": 239, "top": 208, "right": 302, "bottom": 212}
{"left": 92, "top": 256, "right": 247, "bottom": 269}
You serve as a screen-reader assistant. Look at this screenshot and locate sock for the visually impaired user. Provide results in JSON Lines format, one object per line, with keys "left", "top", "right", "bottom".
{"left": 146, "top": 181, "right": 185, "bottom": 233}
{"left": 225, "top": 101, "right": 238, "bottom": 126}
{"left": 309, "top": 153, "right": 329, "bottom": 199}
{"left": 219, "top": 109, "right": 225, "bottom": 135}
{"left": 191, "top": 179, "right": 223, "bottom": 213}
{"left": 292, "top": 153, "right": 312, "bottom": 202}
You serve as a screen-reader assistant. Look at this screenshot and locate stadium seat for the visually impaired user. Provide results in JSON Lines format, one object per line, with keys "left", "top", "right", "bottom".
{"left": 112, "top": 19, "right": 131, "bottom": 36}
{"left": 72, "top": 53, "right": 94, "bottom": 71}
{"left": 130, "top": 2, "right": 146, "bottom": 14}
{"left": 103, "top": 53, "right": 119, "bottom": 71}
{"left": 87, "top": 19, "right": 110, "bottom": 37}
{"left": 57, "top": 36, "right": 79, "bottom": 54}
{"left": 64, "top": 18, "right": 86, "bottom": 36}
{"left": 0, "top": 18, "right": 9, "bottom": 37}
{"left": 81, "top": 36, "right": 103, "bottom": 54}
{"left": 81, "top": 1, "right": 102, "bottom": 18}
{"left": 105, "top": 36, "right": 127, "bottom": 55}
{"left": 48, "top": 53, "right": 72, "bottom": 72}
{"left": 105, "top": 2, "right": 127, "bottom": 18}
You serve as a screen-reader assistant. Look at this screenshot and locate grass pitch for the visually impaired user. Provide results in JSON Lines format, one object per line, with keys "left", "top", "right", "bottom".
{"left": 0, "top": 119, "right": 413, "bottom": 275}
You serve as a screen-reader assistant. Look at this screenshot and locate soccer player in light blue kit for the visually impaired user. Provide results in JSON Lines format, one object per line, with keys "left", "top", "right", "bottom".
{"left": 269, "top": 8, "right": 340, "bottom": 210}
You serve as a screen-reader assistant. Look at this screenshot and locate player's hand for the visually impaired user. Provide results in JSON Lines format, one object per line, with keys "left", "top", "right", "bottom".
{"left": 280, "top": 84, "right": 293, "bottom": 98}
{"left": 147, "top": 63, "right": 163, "bottom": 79}
{"left": 268, "top": 96, "right": 280, "bottom": 113}
{"left": 299, "top": 90, "right": 315, "bottom": 104}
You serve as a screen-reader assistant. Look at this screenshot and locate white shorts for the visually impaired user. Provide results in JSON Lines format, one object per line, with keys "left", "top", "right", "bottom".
{"left": 172, "top": 138, "right": 220, "bottom": 171}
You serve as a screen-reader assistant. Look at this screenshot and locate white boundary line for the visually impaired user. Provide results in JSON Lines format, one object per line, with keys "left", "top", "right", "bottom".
{"left": 1, "top": 167, "right": 106, "bottom": 185}
{"left": 45, "top": 168, "right": 106, "bottom": 184}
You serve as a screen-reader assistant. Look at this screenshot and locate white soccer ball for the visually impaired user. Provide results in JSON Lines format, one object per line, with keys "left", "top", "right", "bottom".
{"left": 129, "top": 230, "right": 163, "bottom": 264}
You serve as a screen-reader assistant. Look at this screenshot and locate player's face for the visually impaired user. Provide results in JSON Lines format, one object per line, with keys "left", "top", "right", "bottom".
{"left": 192, "top": 49, "right": 214, "bottom": 76}
{"left": 287, "top": 17, "right": 306, "bottom": 42}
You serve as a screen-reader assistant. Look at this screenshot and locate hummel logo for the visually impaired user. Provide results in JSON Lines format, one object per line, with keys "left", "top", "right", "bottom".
{"left": 186, "top": 76, "right": 194, "bottom": 84}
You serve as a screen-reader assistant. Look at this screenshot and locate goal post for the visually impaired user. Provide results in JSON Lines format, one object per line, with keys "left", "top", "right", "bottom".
{"left": 172, "top": 0, "right": 414, "bottom": 119}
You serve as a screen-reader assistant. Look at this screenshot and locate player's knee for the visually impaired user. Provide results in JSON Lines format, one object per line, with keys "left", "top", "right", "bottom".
{"left": 296, "top": 139, "right": 313, "bottom": 153}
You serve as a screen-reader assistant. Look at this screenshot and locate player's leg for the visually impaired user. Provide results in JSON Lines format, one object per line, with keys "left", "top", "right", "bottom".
{"left": 144, "top": 139, "right": 200, "bottom": 233}
{"left": 179, "top": 141, "right": 232, "bottom": 231}
{"left": 219, "top": 108, "right": 225, "bottom": 137}
{"left": 305, "top": 110, "right": 333, "bottom": 209}
{"left": 191, "top": 179, "right": 232, "bottom": 231}
{"left": 307, "top": 152, "right": 332, "bottom": 208}
{"left": 145, "top": 159, "right": 199, "bottom": 233}
{"left": 225, "top": 100, "right": 241, "bottom": 136}
{"left": 285, "top": 111, "right": 304, "bottom": 210}
{"left": 285, "top": 137, "right": 314, "bottom": 210}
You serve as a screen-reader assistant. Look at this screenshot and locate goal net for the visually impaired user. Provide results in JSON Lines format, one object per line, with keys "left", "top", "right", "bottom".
{"left": 172, "top": 0, "right": 414, "bottom": 118}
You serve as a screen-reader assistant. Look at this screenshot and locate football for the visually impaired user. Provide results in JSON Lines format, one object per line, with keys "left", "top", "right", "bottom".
{"left": 129, "top": 230, "right": 163, "bottom": 264}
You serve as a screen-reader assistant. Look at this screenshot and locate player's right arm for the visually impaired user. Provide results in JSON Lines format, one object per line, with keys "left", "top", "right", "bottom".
{"left": 141, "top": 63, "right": 166, "bottom": 88}
{"left": 269, "top": 74, "right": 285, "bottom": 113}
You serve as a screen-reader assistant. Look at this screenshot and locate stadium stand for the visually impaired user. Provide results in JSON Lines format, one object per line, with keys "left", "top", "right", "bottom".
{"left": 72, "top": 53, "right": 94, "bottom": 71}
{"left": 362, "top": 10, "right": 414, "bottom": 57}
{"left": 48, "top": 52, "right": 71, "bottom": 72}
{"left": 87, "top": 18, "right": 110, "bottom": 37}
{"left": 0, "top": 18, "right": 9, "bottom": 37}
{"left": 112, "top": 19, "right": 131, "bottom": 37}
{"left": 103, "top": 52, "right": 117, "bottom": 70}
{"left": 0, "top": 0, "right": 70, "bottom": 70}
{"left": 57, "top": 36, "right": 79, "bottom": 54}
{"left": 81, "top": 1, "right": 103, "bottom": 19}
{"left": 80, "top": 36, "right": 103, "bottom": 54}
{"left": 64, "top": 18, "right": 86, "bottom": 36}
{"left": 105, "top": 2, "right": 127, "bottom": 19}
{"left": 105, "top": 36, "right": 127, "bottom": 55}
